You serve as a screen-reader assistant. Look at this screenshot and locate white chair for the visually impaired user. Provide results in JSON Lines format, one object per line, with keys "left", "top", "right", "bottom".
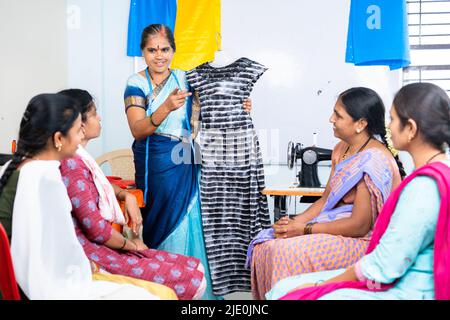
{"left": 95, "top": 149, "right": 135, "bottom": 180}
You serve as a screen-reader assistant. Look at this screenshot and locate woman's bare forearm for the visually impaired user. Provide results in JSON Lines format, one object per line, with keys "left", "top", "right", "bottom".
{"left": 310, "top": 217, "right": 371, "bottom": 238}
{"left": 294, "top": 197, "right": 326, "bottom": 223}
{"left": 128, "top": 103, "right": 171, "bottom": 140}
{"left": 322, "top": 266, "right": 358, "bottom": 285}
{"left": 105, "top": 229, "right": 136, "bottom": 251}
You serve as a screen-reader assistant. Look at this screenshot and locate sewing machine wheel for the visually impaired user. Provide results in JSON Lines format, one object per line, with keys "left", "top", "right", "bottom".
{"left": 287, "top": 141, "right": 295, "bottom": 169}
{"left": 303, "top": 149, "right": 318, "bottom": 165}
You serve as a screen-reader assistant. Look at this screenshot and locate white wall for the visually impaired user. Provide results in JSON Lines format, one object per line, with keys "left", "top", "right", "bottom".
{"left": 218, "top": 0, "right": 411, "bottom": 218}
{"left": 0, "top": 0, "right": 67, "bottom": 153}
{"left": 220, "top": 0, "right": 403, "bottom": 166}
{"left": 67, "top": 0, "right": 135, "bottom": 157}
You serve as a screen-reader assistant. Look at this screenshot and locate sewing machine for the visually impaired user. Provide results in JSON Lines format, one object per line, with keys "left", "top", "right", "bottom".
{"left": 262, "top": 142, "right": 332, "bottom": 222}
{"left": 287, "top": 142, "right": 332, "bottom": 188}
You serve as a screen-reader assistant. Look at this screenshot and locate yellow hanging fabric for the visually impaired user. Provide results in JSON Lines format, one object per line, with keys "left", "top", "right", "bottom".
{"left": 171, "top": 0, "right": 221, "bottom": 71}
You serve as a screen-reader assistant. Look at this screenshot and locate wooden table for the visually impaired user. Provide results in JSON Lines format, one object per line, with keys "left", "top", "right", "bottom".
{"left": 262, "top": 185, "right": 325, "bottom": 221}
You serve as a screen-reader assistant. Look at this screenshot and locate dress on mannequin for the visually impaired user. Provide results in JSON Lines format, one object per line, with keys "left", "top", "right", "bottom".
{"left": 186, "top": 57, "right": 271, "bottom": 295}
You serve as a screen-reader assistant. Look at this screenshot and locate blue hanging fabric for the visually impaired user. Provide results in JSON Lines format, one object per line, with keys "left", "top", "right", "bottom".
{"left": 346, "top": 0, "right": 410, "bottom": 70}
{"left": 127, "top": 0, "right": 177, "bottom": 57}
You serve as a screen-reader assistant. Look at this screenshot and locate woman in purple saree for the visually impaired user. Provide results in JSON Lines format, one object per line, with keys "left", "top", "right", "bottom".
{"left": 249, "top": 88, "right": 404, "bottom": 299}
{"left": 275, "top": 83, "right": 450, "bottom": 300}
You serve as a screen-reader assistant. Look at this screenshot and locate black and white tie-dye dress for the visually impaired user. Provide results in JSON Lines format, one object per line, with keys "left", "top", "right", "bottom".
{"left": 186, "top": 57, "right": 271, "bottom": 295}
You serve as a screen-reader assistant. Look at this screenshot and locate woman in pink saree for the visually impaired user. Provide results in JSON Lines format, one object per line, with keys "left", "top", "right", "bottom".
{"left": 273, "top": 83, "right": 450, "bottom": 300}
{"left": 248, "top": 87, "right": 404, "bottom": 299}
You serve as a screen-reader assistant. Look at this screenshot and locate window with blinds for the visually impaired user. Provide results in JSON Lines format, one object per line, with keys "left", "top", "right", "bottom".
{"left": 404, "top": 0, "right": 450, "bottom": 94}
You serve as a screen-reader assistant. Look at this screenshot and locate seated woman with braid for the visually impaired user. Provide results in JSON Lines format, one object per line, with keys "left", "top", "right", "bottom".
{"left": 58, "top": 89, "right": 206, "bottom": 300}
{"left": 248, "top": 87, "right": 404, "bottom": 300}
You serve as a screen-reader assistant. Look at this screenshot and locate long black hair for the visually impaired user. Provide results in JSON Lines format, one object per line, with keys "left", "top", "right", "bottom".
{"left": 0, "top": 94, "right": 80, "bottom": 196}
{"left": 339, "top": 87, "right": 407, "bottom": 178}
{"left": 393, "top": 82, "right": 450, "bottom": 151}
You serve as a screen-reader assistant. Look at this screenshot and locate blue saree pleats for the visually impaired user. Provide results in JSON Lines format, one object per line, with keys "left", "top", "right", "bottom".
{"left": 133, "top": 135, "right": 196, "bottom": 249}
{"left": 133, "top": 135, "right": 221, "bottom": 299}
{"left": 157, "top": 186, "right": 220, "bottom": 300}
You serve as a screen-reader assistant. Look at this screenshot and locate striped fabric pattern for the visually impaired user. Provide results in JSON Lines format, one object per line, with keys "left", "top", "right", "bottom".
{"left": 186, "top": 58, "right": 271, "bottom": 295}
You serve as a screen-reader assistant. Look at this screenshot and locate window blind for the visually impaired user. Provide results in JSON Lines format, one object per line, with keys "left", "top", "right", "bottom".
{"left": 404, "top": 0, "right": 450, "bottom": 94}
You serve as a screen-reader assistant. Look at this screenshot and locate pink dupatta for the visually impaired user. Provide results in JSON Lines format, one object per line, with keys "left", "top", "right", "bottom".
{"left": 280, "top": 161, "right": 450, "bottom": 300}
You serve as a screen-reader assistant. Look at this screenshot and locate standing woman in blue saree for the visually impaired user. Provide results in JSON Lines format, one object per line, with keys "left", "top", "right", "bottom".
{"left": 125, "top": 24, "right": 192, "bottom": 249}
{"left": 124, "top": 24, "right": 252, "bottom": 300}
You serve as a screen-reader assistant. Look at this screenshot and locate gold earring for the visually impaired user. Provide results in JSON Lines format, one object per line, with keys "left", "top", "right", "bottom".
{"left": 408, "top": 136, "right": 413, "bottom": 143}
{"left": 56, "top": 144, "right": 62, "bottom": 152}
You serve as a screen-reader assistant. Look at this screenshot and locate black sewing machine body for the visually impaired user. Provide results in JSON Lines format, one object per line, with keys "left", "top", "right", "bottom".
{"left": 287, "top": 142, "right": 332, "bottom": 188}
{"left": 267, "top": 142, "right": 333, "bottom": 222}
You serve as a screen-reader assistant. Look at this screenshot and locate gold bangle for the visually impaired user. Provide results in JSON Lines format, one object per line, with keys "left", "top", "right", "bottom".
{"left": 304, "top": 222, "right": 317, "bottom": 235}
